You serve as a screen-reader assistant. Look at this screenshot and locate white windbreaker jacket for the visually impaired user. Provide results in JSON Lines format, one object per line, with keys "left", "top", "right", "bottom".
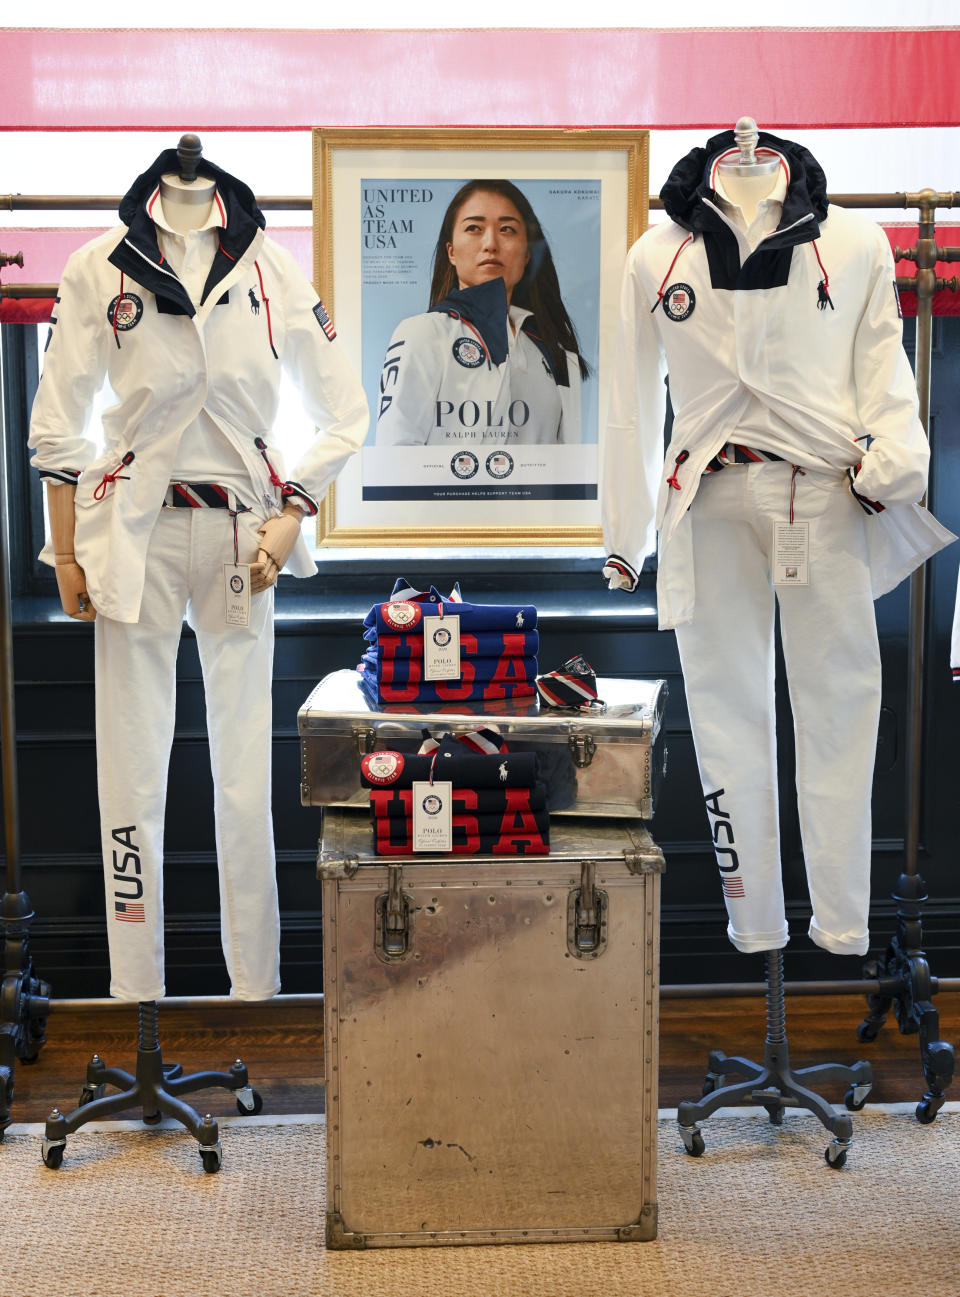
{"left": 375, "top": 277, "right": 581, "bottom": 446}
{"left": 602, "top": 130, "right": 953, "bottom": 628}
{"left": 29, "top": 150, "right": 369, "bottom": 624}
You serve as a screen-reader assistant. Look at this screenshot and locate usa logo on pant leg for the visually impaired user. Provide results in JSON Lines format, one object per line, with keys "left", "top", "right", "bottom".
{"left": 703, "top": 789, "right": 746, "bottom": 897}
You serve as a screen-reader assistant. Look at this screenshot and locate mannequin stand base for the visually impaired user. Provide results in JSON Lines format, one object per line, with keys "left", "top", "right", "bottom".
{"left": 40, "top": 1002, "right": 262, "bottom": 1174}
{"left": 0, "top": 892, "right": 52, "bottom": 1138}
{"left": 857, "top": 872, "right": 955, "bottom": 1123}
{"left": 677, "top": 951, "right": 873, "bottom": 1169}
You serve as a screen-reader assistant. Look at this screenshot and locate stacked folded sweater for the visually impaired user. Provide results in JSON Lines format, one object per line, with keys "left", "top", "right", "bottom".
{"left": 358, "top": 578, "right": 539, "bottom": 706}
{"left": 360, "top": 729, "right": 550, "bottom": 856}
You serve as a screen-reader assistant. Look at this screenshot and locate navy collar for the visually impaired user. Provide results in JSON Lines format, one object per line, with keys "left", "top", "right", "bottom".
{"left": 107, "top": 149, "right": 265, "bottom": 317}
{"left": 429, "top": 278, "right": 565, "bottom": 382}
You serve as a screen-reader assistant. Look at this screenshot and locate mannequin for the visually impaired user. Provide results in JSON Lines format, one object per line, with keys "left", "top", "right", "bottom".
{"left": 601, "top": 119, "right": 953, "bottom": 1162}
{"left": 33, "top": 134, "right": 368, "bottom": 1169}
{"left": 32, "top": 136, "right": 368, "bottom": 1002}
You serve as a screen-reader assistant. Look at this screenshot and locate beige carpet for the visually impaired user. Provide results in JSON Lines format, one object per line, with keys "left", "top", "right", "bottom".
{"left": 1, "top": 1108, "right": 957, "bottom": 1297}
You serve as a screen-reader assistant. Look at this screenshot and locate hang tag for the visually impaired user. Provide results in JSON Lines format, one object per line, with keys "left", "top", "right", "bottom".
{"left": 772, "top": 521, "right": 810, "bottom": 586}
{"left": 224, "top": 563, "right": 251, "bottom": 625}
{"left": 423, "top": 613, "right": 461, "bottom": 681}
{"left": 412, "top": 780, "right": 453, "bottom": 852}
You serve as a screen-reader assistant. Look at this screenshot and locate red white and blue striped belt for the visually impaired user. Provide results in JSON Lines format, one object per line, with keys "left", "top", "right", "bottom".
{"left": 703, "top": 443, "right": 784, "bottom": 474}
{"left": 162, "top": 482, "right": 250, "bottom": 511}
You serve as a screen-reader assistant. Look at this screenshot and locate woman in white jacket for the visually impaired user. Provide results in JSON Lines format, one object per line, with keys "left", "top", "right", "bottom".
{"left": 375, "top": 179, "right": 587, "bottom": 446}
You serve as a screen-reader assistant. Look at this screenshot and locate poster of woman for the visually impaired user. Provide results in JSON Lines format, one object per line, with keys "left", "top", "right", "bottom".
{"left": 313, "top": 129, "right": 648, "bottom": 546}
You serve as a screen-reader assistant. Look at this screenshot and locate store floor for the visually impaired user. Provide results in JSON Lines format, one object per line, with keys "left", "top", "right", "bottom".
{"left": 9, "top": 992, "right": 959, "bottom": 1122}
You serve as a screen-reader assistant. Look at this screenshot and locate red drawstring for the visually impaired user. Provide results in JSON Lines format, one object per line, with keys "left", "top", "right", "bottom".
{"left": 255, "top": 260, "right": 279, "bottom": 359}
{"left": 254, "top": 437, "right": 289, "bottom": 497}
{"left": 789, "top": 464, "right": 806, "bottom": 524}
{"left": 666, "top": 449, "right": 690, "bottom": 490}
{"left": 93, "top": 450, "right": 135, "bottom": 501}
{"left": 112, "top": 271, "right": 124, "bottom": 348}
{"left": 813, "top": 241, "right": 834, "bottom": 311}
{"left": 651, "top": 236, "right": 693, "bottom": 313}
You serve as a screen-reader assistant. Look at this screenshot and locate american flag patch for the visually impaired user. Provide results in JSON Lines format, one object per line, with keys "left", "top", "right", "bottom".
{"left": 721, "top": 877, "right": 745, "bottom": 898}
{"left": 115, "top": 900, "right": 145, "bottom": 923}
{"left": 313, "top": 300, "right": 337, "bottom": 340}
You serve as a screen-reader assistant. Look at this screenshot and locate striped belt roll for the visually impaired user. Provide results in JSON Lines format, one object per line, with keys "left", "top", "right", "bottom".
{"left": 536, "top": 655, "right": 601, "bottom": 710}
{"left": 163, "top": 481, "right": 250, "bottom": 510}
{"left": 417, "top": 727, "right": 508, "bottom": 756}
{"left": 703, "top": 443, "right": 785, "bottom": 474}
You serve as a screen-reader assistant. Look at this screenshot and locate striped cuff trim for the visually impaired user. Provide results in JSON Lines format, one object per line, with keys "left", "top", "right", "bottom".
{"left": 846, "top": 467, "right": 885, "bottom": 515}
{"left": 38, "top": 467, "right": 81, "bottom": 485}
{"left": 280, "top": 480, "right": 319, "bottom": 517}
{"left": 603, "top": 553, "right": 639, "bottom": 591}
{"left": 952, "top": 668, "right": 960, "bottom": 682}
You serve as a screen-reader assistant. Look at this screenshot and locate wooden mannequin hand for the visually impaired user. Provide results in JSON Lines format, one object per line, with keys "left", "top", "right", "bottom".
{"left": 55, "top": 554, "right": 97, "bottom": 621}
{"left": 250, "top": 506, "right": 303, "bottom": 594}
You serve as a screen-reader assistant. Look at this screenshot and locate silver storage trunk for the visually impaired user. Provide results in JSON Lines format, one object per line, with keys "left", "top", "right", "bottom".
{"left": 299, "top": 669, "right": 667, "bottom": 819}
{"left": 320, "top": 809, "right": 664, "bottom": 1249}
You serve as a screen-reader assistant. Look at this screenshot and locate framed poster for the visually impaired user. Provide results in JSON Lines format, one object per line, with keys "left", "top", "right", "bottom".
{"left": 312, "top": 128, "right": 649, "bottom": 547}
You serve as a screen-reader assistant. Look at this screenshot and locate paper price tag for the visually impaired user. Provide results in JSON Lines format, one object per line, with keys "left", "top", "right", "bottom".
{"left": 772, "top": 521, "right": 810, "bottom": 587}
{"left": 223, "top": 563, "right": 251, "bottom": 626}
{"left": 412, "top": 780, "right": 453, "bottom": 852}
{"left": 423, "top": 613, "right": 461, "bottom": 681}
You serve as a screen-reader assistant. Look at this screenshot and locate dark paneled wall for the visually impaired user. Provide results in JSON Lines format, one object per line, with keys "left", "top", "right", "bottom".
{"left": 5, "top": 319, "right": 960, "bottom": 997}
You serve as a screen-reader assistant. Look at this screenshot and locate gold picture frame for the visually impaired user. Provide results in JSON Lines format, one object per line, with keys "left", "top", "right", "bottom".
{"left": 312, "top": 127, "right": 649, "bottom": 548}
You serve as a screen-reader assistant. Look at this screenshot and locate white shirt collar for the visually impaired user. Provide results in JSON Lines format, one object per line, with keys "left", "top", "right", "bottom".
{"left": 713, "top": 163, "right": 788, "bottom": 223}
{"left": 146, "top": 184, "right": 226, "bottom": 236}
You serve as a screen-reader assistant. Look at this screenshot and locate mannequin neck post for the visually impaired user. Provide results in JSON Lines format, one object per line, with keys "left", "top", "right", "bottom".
{"left": 158, "top": 173, "right": 217, "bottom": 234}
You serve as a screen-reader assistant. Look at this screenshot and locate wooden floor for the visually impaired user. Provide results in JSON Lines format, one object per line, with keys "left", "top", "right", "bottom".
{"left": 7, "top": 991, "right": 959, "bottom": 1125}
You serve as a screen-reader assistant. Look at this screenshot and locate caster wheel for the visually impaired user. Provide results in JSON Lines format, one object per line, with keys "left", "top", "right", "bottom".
{"left": 763, "top": 1102, "right": 784, "bottom": 1126}
{"left": 19, "top": 1050, "right": 41, "bottom": 1066}
{"left": 683, "top": 1131, "right": 705, "bottom": 1158}
{"left": 915, "top": 1099, "right": 939, "bottom": 1125}
{"left": 200, "top": 1147, "right": 222, "bottom": 1174}
{"left": 857, "top": 1020, "right": 880, "bottom": 1044}
{"left": 824, "top": 1145, "right": 848, "bottom": 1170}
{"left": 845, "top": 1087, "right": 868, "bottom": 1112}
{"left": 78, "top": 1083, "right": 105, "bottom": 1108}
{"left": 236, "top": 1088, "right": 263, "bottom": 1117}
{"left": 42, "top": 1143, "right": 65, "bottom": 1169}
{"left": 142, "top": 1109, "right": 162, "bottom": 1126}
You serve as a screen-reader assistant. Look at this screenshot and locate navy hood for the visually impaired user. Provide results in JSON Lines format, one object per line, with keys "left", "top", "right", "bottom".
{"left": 658, "top": 131, "right": 829, "bottom": 294}
{"left": 660, "top": 130, "right": 829, "bottom": 233}
{"left": 108, "top": 150, "right": 265, "bottom": 317}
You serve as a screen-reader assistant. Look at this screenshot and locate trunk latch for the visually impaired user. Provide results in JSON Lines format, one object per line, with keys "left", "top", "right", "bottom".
{"left": 567, "top": 860, "right": 608, "bottom": 958}
{"left": 567, "top": 732, "right": 597, "bottom": 768}
{"left": 375, "top": 865, "right": 414, "bottom": 961}
{"left": 355, "top": 727, "right": 377, "bottom": 756}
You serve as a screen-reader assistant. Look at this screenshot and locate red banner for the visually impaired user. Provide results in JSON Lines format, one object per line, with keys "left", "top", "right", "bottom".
{"left": 1, "top": 29, "right": 959, "bottom": 131}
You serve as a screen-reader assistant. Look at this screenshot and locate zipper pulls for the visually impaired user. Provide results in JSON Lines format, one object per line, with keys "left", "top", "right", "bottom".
{"left": 666, "top": 449, "right": 690, "bottom": 490}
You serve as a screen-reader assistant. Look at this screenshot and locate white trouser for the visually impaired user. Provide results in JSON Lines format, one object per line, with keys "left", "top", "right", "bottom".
{"left": 95, "top": 507, "right": 280, "bottom": 1001}
{"left": 673, "top": 462, "right": 881, "bottom": 957}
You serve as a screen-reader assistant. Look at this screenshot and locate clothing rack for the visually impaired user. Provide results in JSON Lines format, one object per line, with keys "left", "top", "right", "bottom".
{"left": 1, "top": 187, "right": 958, "bottom": 1109}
